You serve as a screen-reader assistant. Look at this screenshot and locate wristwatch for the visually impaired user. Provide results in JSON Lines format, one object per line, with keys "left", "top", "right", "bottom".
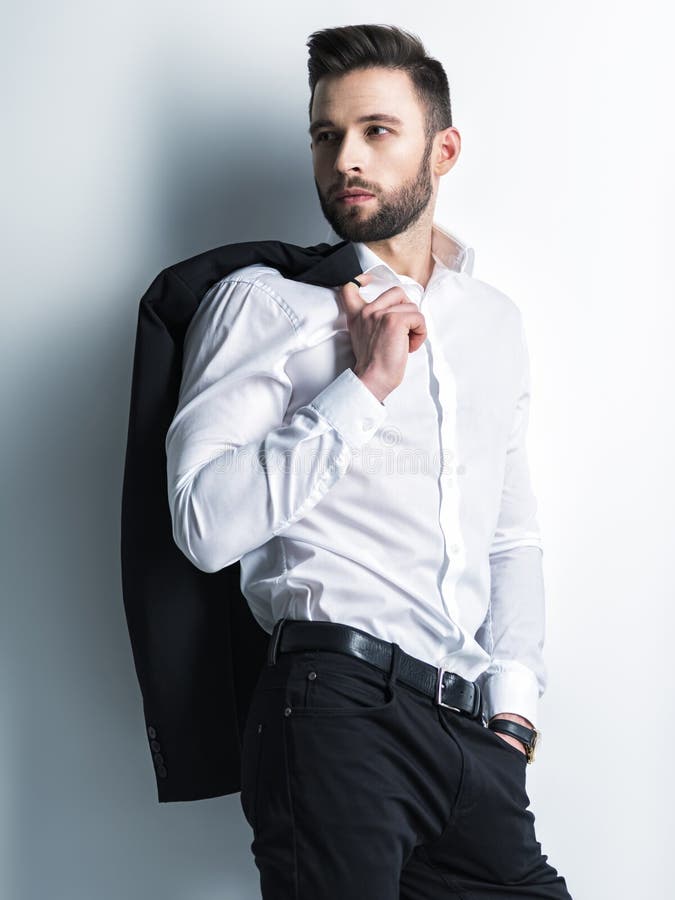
{"left": 488, "top": 718, "right": 541, "bottom": 764}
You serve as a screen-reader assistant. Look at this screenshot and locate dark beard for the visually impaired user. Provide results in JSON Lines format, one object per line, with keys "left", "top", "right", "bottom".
{"left": 315, "top": 135, "right": 434, "bottom": 244}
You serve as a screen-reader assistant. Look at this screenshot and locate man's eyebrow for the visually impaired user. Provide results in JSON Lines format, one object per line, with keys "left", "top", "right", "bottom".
{"left": 308, "top": 114, "right": 403, "bottom": 136}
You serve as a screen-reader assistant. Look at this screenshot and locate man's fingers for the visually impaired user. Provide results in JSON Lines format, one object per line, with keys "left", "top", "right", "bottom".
{"left": 339, "top": 271, "right": 373, "bottom": 315}
{"left": 383, "top": 308, "right": 427, "bottom": 353}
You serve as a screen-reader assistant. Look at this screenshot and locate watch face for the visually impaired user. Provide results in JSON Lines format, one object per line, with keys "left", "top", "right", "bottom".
{"left": 527, "top": 730, "right": 541, "bottom": 763}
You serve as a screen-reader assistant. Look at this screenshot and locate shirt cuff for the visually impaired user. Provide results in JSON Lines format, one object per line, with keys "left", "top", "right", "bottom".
{"left": 308, "top": 367, "right": 388, "bottom": 452}
{"left": 480, "top": 666, "right": 540, "bottom": 730}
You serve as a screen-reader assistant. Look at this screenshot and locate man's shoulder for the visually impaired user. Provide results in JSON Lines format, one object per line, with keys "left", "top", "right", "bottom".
{"left": 452, "top": 270, "right": 524, "bottom": 331}
{"left": 203, "top": 261, "right": 339, "bottom": 332}
{"left": 209, "top": 261, "right": 288, "bottom": 300}
{"left": 454, "top": 270, "right": 522, "bottom": 312}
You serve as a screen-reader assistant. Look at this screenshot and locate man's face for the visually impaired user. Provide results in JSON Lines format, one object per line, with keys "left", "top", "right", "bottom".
{"left": 309, "top": 67, "right": 436, "bottom": 243}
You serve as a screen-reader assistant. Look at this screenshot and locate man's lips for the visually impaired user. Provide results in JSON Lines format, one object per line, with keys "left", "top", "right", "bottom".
{"left": 336, "top": 192, "right": 375, "bottom": 204}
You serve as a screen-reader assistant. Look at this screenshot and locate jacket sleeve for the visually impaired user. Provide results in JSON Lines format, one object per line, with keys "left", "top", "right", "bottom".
{"left": 475, "top": 314, "right": 547, "bottom": 729}
{"left": 165, "top": 276, "right": 388, "bottom": 573}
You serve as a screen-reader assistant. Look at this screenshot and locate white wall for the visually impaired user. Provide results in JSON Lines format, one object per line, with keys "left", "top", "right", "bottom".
{"left": 3, "top": 1, "right": 672, "bottom": 898}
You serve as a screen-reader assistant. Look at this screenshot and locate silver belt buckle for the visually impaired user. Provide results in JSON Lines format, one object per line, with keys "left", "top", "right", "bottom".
{"left": 435, "top": 666, "right": 461, "bottom": 712}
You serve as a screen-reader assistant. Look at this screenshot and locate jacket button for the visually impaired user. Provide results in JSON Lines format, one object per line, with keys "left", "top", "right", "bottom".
{"left": 150, "top": 740, "right": 161, "bottom": 752}
{"left": 308, "top": 671, "right": 317, "bottom": 680}
{"left": 153, "top": 752, "right": 164, "bottom": 764}
{"left": 147, "top": 726, "right": 156, "bottom": 739}
{"left": 157, "top": 765, "right": 167, "bottom": 778}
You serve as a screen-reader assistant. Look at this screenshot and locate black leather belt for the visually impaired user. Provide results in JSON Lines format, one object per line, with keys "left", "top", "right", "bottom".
{"left": 267, "top": 617, "right": 484, "bottom": 722}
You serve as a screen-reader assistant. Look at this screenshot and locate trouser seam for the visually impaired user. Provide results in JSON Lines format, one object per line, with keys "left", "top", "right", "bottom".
{"left": 282, "top": 713, "right": 300, "bottom": 900}
{"left": 417, "top": 843, "right": 468, "bottom": 899}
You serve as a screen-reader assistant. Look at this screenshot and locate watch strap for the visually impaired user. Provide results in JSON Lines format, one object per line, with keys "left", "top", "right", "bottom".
{"left": 488, "top": 718, "right": 540, "bottom": 763}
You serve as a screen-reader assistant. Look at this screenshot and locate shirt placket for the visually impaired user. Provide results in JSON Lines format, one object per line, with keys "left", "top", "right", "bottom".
{"left": 417, "top": 280, "right": 466, "bottom": 633}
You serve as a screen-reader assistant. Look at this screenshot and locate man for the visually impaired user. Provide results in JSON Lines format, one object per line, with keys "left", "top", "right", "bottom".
{"left": 164, "top": 22, "right": 573, "bottom": 900}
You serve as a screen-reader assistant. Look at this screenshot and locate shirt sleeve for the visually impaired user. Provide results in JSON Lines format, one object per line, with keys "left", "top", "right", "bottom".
{"left": 165, "top": 277, "right": 388, "bottom": 574}
{"left": 475, "top": 314, "right": 547, "bottom": 729}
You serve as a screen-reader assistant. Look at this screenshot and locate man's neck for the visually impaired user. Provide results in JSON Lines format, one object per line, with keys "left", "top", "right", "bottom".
{"left": 361, "top": 222, "right": 435, "bottom": 288}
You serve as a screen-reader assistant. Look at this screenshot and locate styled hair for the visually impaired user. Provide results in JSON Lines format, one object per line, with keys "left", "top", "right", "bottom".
{"left": 306, "top": 24, "right": 452, "bottom": 139}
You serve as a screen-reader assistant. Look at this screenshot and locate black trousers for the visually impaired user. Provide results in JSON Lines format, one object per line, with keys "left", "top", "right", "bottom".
{"left": 240, "top": 630, "right": 573, "bottom": 899}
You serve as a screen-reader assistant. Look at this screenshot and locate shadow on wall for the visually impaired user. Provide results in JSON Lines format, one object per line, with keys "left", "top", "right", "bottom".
{"left": 143, "top": 88, "right": 338, "bottom": 259}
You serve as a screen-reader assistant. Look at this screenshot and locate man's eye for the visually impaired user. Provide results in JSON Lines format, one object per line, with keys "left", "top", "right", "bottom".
{"left": 315, "top": 126, "right": 391, "bottom": 143}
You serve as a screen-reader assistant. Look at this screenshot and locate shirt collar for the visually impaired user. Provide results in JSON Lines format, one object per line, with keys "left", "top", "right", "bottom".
{"left": 350, "top": 221, "right": 475, "bottom": 289}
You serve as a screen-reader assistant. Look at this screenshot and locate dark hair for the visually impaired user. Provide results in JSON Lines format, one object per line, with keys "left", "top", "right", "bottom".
{"left": 306, "top": 24, "right": 452, "bottom": 140}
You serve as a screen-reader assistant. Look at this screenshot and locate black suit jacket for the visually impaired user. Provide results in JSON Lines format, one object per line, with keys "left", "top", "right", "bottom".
{"left": 120, "top": 237, "right": 365, "bottom": 803}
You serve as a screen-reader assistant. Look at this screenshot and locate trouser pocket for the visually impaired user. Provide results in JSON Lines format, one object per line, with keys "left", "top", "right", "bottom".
{"left": 283, "top": 649, "right": 399, "bottom": 717}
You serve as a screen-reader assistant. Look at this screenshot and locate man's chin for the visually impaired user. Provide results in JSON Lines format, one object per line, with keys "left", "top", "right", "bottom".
{"left": 327, "top": 212, "right": 379, "bottom": 241}
{"left": 330, "top": 227, "right": 372, "bottom": 243}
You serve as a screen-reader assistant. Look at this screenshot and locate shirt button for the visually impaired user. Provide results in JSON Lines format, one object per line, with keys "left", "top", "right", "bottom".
{"left": 362, "top": 417, "right": 375, "bottom": 431}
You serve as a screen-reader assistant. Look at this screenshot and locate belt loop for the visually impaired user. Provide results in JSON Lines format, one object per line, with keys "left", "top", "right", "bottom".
{"left": 267, "top": 617, "right": 287, "bottom": 666}
{"left": 386, "top": 642, "right": 402, "bottom": 690}
{"left": 474, "top": 681, "right": 486, "bottom": 723}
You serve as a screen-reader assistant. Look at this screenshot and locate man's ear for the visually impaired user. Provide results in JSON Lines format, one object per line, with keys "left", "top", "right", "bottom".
{"left": 434, "top": 127, "right": 461, "bottom": 177}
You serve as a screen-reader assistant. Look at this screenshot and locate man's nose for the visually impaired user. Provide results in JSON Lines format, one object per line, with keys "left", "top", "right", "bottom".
{"left": 333, "top": 133, "right": 367, "bottom": 176}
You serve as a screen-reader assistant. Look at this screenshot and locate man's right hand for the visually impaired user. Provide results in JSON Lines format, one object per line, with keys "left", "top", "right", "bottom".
{"left": 339, "top": 272, "right": 428, "bottom": 404}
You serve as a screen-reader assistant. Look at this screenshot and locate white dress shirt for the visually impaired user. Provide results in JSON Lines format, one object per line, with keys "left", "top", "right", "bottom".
{"left": 165, "top": 221, "right": 547, "bottom": 727}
